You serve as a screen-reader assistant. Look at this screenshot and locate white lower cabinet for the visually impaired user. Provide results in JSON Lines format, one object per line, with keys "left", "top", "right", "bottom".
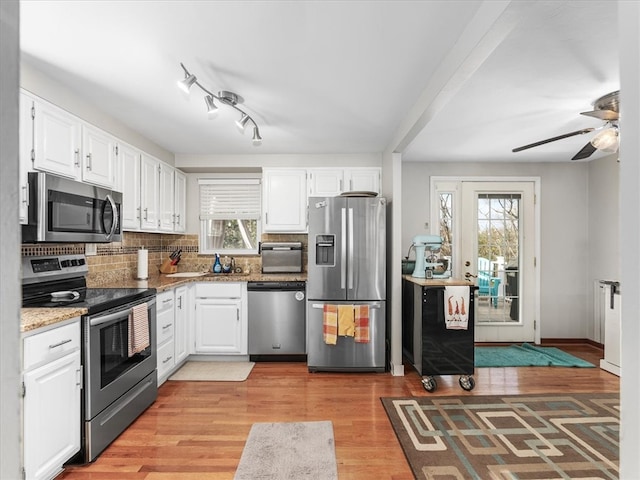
{"left": 22, "top": 319, "right": 81, "bottom": 480}
{"left": 193, "top": 283, "right": 247, "bottom": 355}
{"left": 156, "top": 287, "right": 190, "bottom": 384}
{"left": 156, "top": 291, "right": 175, "bottom": 383}
{"left": 174, "top": 286, "right": 189, "bottom": 364}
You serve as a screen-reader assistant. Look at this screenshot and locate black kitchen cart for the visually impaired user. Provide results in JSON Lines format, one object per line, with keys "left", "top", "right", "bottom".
{"left": 402, "top": 276, "right": 477, "bottom": 392}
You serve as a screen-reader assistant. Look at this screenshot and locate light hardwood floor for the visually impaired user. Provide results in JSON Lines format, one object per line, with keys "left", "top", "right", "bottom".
{"left": 59, "top": 344, "right": 619, "bottom": 480}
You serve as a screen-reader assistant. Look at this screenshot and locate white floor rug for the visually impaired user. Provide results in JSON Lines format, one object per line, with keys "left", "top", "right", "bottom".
{"left": 234, "top": 421, "right": 338, "bottom": 480}
{"left": 168, "top": 361, "right": 255, "bottom": 381}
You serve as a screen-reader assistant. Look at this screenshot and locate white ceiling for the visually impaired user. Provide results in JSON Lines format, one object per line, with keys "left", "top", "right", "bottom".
{"left": 19, "top": 0, "right": 619, "bottom": 163}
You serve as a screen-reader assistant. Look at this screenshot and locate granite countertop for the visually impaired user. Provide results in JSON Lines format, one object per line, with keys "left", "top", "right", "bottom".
{"left": 111, "top": 271, "right": 307, "bottom": 292}
{"left": 21, "top": 307, "right": 88, "bottom": 333}
{"left": 21, "top": 272, "right": 307, "bottom": 333}
{"left": 402, "top": 274, "right": 472, "bottom": 287}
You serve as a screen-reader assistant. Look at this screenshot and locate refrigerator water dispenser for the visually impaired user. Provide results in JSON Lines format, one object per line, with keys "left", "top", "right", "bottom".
{"left": 315, "top": 235, "right": 335, "bottom": 266}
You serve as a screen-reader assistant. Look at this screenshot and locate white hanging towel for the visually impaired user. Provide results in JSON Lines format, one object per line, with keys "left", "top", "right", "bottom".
{"left": 444, "top": 286, "right": 470, "bottom": 330}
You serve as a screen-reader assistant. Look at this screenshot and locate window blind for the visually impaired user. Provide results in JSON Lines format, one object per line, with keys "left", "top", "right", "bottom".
{"left": 199, "top": 178, "right": 261, "bottom": 220}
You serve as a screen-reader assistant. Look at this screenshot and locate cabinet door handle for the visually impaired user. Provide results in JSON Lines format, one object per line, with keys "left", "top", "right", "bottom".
{"left": 136, "top": 206, "right": 141, "bottom": 220}
{"left": 49, "top": 338, "right": 72, "bottom": 349}
{"left": 162, "top": 323, "right": 172, "bottom": 330}
{"left": 162, "top": 355, "right": 173, "bottom": 364}
{"left": 86, "top": 152, "right": 92, "bottom": 170}
{"left": 144, "top": 207, "right": 148, "bottom": 221}
{"left": 178, "top": 296, "right": 182, "bottom": 309}
{"left": 74, "top": 149, "right": 80, "bottom": 167}
{"left": 237, "top": 308, "right": 240, "bottom": 321}
{"left": 21, "top": 185, "right": 29, "bottom": 206}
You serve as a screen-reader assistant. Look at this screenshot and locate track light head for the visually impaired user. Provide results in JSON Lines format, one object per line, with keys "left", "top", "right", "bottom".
{"left": 236, "top": 113, "right": 250, "bottom": 131}
{"left": 177, "top": 72, "right": 197, "bottom": 94}
{"left": 252, "top": 126, "right": 262, "bottom": 145}
{"left": 204, "top": 95, "right": 218, "bottom": 118}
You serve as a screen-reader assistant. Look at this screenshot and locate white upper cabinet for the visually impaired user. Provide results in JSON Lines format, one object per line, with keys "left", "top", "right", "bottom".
{"left": 174, "top": 170, "right": 187, "bottom": 233}
{"left": 119, "top": 142, "right": 142, "bottom": 231}
{"left": 262, "top": 168, "right": 308, "bottom": 233}
{"left": 32, "top": 95, "right": 82, "bottom": 180}
{"left": 140, "top": 154, "right": 160, "bottom": 231}
{"left": 308, "top": 167, "right": 381, "bottom": 197}
{"left": 308, "top": 168, "right": 344, "bottom": 196}
{"left": 345, "top": 168, "right": 381, "bottom": 194}
{"left": 19, "top": 92, "right": 34, "bottom": 225}
{"left": 158, "top": 163, "right": 175, "bottom": 232}
{"left": 81, "top": 125, "right": 117, "bottom": 188}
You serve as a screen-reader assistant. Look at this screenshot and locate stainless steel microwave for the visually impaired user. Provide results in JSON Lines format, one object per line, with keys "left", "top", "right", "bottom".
{"left": 22, "top": 172, "right": 122, "bottom": 243}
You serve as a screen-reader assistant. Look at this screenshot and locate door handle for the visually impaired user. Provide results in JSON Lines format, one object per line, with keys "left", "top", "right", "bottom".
{"left": 465, "top": 272, "right": 477, "bottom": 279}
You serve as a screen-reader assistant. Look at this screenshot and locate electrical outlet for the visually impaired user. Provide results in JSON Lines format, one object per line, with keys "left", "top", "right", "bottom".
{"left": 424, "top": 222, "right": 429, "bottom": 229}
{"left": 85, "top": 243, "right": 97, "bottom": 256}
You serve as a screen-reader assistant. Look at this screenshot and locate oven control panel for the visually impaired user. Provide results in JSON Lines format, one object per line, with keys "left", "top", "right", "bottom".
{"left": 22, "top": 254, "right": 89, "bottom": 284}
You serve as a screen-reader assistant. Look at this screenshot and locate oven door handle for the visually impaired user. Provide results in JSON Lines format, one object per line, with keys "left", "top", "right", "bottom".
{"left": 89, "top": 298, "right": 156, "bottom": 327}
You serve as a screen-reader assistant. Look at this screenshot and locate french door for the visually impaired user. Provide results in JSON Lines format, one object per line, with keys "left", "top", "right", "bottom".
{"left": 432, "top": 179, "right": 537, "bottom": 343}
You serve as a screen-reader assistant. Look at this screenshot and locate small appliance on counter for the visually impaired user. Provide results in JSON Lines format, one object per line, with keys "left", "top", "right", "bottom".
{"left": 411, "top": 235, "right": 451, "bottom": 279}
{"left": 260, "top": 242, "right": 303, "bottom": 273}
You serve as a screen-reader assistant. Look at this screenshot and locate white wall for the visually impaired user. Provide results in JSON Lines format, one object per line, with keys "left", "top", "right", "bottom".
{"left": 176, "top": 152, "right": 381, "bottom": 172}
{"left": 619, "top": 0, "right": 640, "bottom": 475}
{"left": 402, "top": 160, "right": 591, "bottom": 339}
{"left": 1, "top": 1, "right": 22, "bottom": 478}
{"left": 587, "top": 153, "right": 620, "bottom": 340}
{"left": 20, "top": 62, "right": 174, "bottom": 164}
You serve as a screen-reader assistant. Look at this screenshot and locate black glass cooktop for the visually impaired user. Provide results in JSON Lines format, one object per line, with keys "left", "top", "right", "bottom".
{"left": 22, "top": 277, "right": 155, "bottom": 315}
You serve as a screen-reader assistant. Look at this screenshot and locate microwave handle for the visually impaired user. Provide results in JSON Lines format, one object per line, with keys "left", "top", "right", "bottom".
{"left": 103, "top": 194, "right": 119, "bottom": 241}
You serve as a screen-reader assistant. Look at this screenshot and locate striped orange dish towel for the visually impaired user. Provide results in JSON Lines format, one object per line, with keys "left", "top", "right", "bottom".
{"left": 323, "top": 304, "right": 338, "bottom": 345}
{"left": 354, "top": 305, "right": 370, "bottom": 343}
{"left": 128, "top": 302, "right": 150, "bottom": 357}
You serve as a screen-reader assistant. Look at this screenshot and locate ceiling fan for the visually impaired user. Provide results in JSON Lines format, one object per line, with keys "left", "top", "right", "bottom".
{"left": 512, "top": 90, "right": 620, "bottom": 160}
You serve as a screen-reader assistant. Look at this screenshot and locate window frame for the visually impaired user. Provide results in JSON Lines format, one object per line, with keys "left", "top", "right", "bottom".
{"left": 198, "top": 176, "right": 262, "bottom": 256}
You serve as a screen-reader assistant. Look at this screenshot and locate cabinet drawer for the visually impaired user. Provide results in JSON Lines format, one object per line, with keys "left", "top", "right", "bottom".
{"left": 157, "top": 340, "right": 175, "bottom": 378}
{"left": 157, "top": 291, "right": 174, "bottom": 312}
{"left": 23, "top": 320, "right": 80, "bottom": 370}
{"left": 195, "top": 282, "right": 242, "bottom": 298}
{"left": 157, "top": 316, "right": 174, "bottom": 346}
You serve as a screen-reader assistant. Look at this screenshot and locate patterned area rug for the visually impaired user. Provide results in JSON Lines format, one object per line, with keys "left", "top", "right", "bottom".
{"left": 381, "top": 393, "right": 619, "bottom": 479}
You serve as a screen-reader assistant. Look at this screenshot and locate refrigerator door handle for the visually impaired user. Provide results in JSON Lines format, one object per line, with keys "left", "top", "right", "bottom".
{"left": 311, "top": 303, "right": 381, "bottom": 309}
{"left": 341, "top": 207, "right": 347, "bottom": 289}
{"left": 348, "top": 207, "right": 354, "bottom": 289}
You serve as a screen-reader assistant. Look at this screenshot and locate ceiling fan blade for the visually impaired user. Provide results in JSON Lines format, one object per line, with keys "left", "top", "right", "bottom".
{"left": 571, "top": 142, "right": 597, "bottom": 160}
{"left": 580, "top": 109, "right": 619, "bottom": 121}
{"left": 512, "top": 128, "right": 595, "bottom": 153}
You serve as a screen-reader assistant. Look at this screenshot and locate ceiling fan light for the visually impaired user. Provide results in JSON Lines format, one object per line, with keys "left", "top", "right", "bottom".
{"left": 236, "top": 113, "right": 250, "bottom": 131}
{"left": 252, "top": 126, "right": 262, "bottom": 145}
{"left": 591, "top": 127, "right": 619, "bottom": 153}
{"left": 177, "top": 72, "right": 197, "bottom": 94}
{"left": 204, "top": 95, "right": 218, "bottom": 118}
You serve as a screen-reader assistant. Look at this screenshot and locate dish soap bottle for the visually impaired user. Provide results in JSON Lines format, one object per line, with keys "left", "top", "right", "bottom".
{"left": 212, "top": 253, "right": 222, "bottom": 274}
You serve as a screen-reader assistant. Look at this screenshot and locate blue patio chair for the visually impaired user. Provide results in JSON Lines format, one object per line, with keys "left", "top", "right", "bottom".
{"left": 477, "top": 257, "right": 501, "bottom": 308}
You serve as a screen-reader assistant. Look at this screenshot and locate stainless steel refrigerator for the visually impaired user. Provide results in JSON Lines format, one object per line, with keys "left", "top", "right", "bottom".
{"left": 306, "top": 195, "right": 386, "bottom": 372}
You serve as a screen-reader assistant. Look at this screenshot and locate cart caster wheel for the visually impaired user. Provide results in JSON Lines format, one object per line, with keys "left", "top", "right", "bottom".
{"left": 459, "top": 376, "right": 475, "bottom": 391}
{"left": 422, "top": 377, "right": 437, "bottom": 392}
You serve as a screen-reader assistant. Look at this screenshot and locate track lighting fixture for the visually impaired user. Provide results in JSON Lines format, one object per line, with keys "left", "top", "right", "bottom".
{"left": 177, "top": 63, "right": 262, "bottom": 144}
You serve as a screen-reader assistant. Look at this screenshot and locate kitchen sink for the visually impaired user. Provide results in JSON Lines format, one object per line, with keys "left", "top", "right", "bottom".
{"left": 165, "top": 272, "right": 208, "bottom": 278}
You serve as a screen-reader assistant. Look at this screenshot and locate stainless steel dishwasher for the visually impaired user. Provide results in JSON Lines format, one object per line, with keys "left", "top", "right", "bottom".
{"left": 248, "top": 281, "right": 306, "bottom": 360}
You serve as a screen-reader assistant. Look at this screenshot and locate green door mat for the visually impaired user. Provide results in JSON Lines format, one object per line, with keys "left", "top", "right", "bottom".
{"left": 475, "top": 343, "right": 595, "bottom": 367}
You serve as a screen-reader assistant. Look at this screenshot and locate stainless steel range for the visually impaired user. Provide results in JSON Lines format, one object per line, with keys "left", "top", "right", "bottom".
{"left": 22, "top": 254, "right": 157, "bottom": 463}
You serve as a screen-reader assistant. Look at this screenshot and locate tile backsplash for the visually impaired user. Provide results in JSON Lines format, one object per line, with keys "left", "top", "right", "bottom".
{"left": 22, "top": 232, "right": 307, "bottom": 287}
